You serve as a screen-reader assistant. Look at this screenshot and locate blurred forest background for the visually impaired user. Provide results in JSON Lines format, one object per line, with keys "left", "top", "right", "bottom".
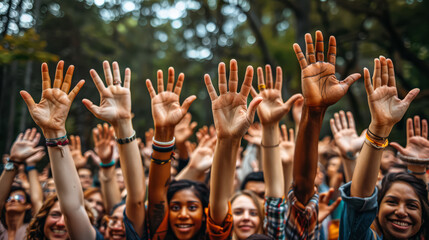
{"left": 1, "top": 0, "right": 428, "bottom": 154}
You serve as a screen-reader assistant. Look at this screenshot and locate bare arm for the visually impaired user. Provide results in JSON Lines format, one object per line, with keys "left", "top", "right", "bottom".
{"left": 351, "top": 57, "right": 419, "bottom": 198}
{"left": 145, "top": 67, "right": 196, "bottom": 236}
{"left": 279, "top": 125, "right": 295, "bottom": 195}
{"left": 292, "top": 31, "right": 360, "bottom": 204}
{"left": 20, "top": 61, "right": 95, "bottom": 239}
{"left": 26, "top": 149, "right": 46, "bottom": 212}
{"left": 205, "top": 60, "right": 262, "bottom": 224}
{"left": 82, "top": 61, "right": 146, "bottom": 236}
{"left": 250, "top": 65, "right": 302, "bottom": 198}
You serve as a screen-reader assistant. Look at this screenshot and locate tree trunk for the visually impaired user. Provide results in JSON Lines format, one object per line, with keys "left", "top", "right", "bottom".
{"left": 6, "top": 61, "right": 18, "bottom": 152}
{"left": 19, "top": 60, "right": 33, "bottom": 132}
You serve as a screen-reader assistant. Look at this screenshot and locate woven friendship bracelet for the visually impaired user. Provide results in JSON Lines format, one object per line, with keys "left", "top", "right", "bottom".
{"left": 407, "top": 169, "right": 427, "bottom": 175}
{"left": 46, "top": 134, "right": 68, "bottom": 142}
{"left": 46, "top": 138, "right": 70, "bottom": 147}
{"left": 115, "top": 131, "right": 136, "bottom": 144}
{"left": 398, "top": 152, "right": 429, "bottom": 165}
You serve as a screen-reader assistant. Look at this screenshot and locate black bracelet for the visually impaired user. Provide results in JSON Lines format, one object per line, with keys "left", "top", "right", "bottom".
{"left": 260, "top": 142, "right": 280, "bottom": 148}
{"left": 152, "top": 144, "right": 175, "bottom": 152}
{"left": 115, "top": 131, "right": 136, "bottom": 144}
{"left": 151, "top": 154, "right": 173, "bottom": 165}
{"left": 407, "top": 169, "right": 426, "bottom": 176}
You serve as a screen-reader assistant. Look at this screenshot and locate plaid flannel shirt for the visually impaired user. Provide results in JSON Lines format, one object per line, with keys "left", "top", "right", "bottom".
{"left": 265, "top": 189, "right": 319, "bottom": 240}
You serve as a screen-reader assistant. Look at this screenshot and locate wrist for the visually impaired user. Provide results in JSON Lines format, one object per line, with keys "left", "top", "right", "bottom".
{"left": 113, "top": 119, "right": 134, "bottom": 138}
{"left": 262, "top": 124, "right": 280, "bottom": 145}
{"left": 154, "top": 127, "right": 175, "bottom": 142}
{"left": 368, "top": 123, "right": 392, "bottom": 138}
{"left": 42, "top": 128, "right": 67, "bottom": 139}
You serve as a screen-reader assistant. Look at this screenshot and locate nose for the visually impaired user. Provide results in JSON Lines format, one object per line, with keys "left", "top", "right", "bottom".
{"left": 178, "top": 207, "right": 189, "bottom": 219}
{"left": 242, "top": 210, "right": 250, "bottom": 220}
{"left": 395, "top": 203, "right": 407, "bottom": 218}
{"left": 56, "top": 215, "right": 66, "bottom": 226}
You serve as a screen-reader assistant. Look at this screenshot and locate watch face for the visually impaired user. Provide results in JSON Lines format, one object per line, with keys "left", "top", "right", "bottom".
{"left": 5, "top": 162, "right": 15, "bottom": 171}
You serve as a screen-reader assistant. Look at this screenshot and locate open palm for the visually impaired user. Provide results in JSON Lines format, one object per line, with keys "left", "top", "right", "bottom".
{"left": 391, "top": 116, "right": 429, "bottom": 160}
{"left": 82, "top": 61, "right": 132, "bottom": 126}
{"left": 293, "top": 31, "right": 360, "bottom": 108}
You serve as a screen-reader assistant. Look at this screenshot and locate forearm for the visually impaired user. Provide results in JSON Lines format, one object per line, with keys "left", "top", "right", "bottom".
{"left": 27, "top": 168, "right": 44, "bottom": 212}
{"left": 175, "top": 165, "right": 205, "bottom": 182}
{"left": 262, "top": 124, "right": 283, "bottom": 198}
{"left": 407, "top": 165, "right": 427, "bottom": 182}
{"left": 0, "top": 169, "right": 17, "bottom": 210}
{"left": 99, "top": 166, "right": 122, "bottom": 213}
{"left": 339, "top": 156, "right": 356, "bottom": 183}
{"left": 282, "top": 162, "right": 293, "bottom": 196}
{"left": 176, "top": 142, "right": 189, "bottom": 160}
{"left": 351, "top": 124, "right": 390, "bottom": 197}
{"left": 293, "top": 105, "right": 325, "bottom": 203}
{"left": 210, "top": 138, "right": 240, "bottom": 225}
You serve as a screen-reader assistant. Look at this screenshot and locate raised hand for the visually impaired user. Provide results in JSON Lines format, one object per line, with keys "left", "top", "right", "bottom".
{"left": 318, "top": 188, "right": 342, "bottom": 223}
{"left": 250, "top": 65, "right": 302, "bottom": 125}
{"left": 391, "top": 116, "right": 429, "bottom": 160}
{"left": 204, "top": 59, "right": 262, "bottom": 139}
{"left": 330, "top": 111, "right": 365, "bottom": 156}
{"left": 175, "top": 113, "right": 198, "bottom": 144}
{"left": 69, "top": 135, "right": 89, "bottom": 168}
{"left": 364, "top": 57, "right": 420, "bottom": 136}
{"left": 293, "top": 31, "right": 360, "bottom": 108}
{"left": 82, "top": 61, "right": 132, "bottom": 127}
{"left": 186, "top": 134, "right": 217, "bottom": 172}
{"left": 10, "top": 128, "right": 44, "bottom": 162}
{"left": 146, "top": 67, "right": 196, "bottom": 141}
{"left": 20, "top": 61, "right": 85, "bottom": 138}
{"left": 93, "top": 123, "right": 115, "bottom": 164}
{"left": 243, "top": 123, "right": 262, "bottom": 146}
{"left": 280, "top": 124, "right": 295, "bottom": 165}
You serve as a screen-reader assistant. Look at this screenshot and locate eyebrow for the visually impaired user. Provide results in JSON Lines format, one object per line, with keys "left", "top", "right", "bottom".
{"left": 385, "top": 195, "right": 420, "bottom": 204}
{"left": 170, "top": 201, "right": 200, "bottom": 204}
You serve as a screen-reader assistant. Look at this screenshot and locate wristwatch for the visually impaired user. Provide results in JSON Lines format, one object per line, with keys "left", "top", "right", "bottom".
{"left": 345, "top": 151, "right": 357, "bottom": 160}
{"left": 5, "top": 157, "right": 16, "bottom": 171}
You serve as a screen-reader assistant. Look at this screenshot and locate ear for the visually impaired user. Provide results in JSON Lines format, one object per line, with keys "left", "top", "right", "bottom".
{"left": 25, "top": 203, "right": 32, "bottom": 210}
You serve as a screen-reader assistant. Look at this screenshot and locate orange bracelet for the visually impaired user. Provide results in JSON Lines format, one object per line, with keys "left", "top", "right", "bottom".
{"left": 365, "top": 132, "right": 388, "bottom": 149}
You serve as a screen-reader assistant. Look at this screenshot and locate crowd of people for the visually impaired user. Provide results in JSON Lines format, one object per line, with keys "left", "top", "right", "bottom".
{"left": 1, "top": 30, "right": 428, "bottom": 240}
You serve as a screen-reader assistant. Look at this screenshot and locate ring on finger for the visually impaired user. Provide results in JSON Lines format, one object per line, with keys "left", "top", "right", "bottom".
{"left": 258, "top": 84, "right": 266, "bottom": 91}
{"left": 113, "top": 79, "right": 122, "bottom": 85}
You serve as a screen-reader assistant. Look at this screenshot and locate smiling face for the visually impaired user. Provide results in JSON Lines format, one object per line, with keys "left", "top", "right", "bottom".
{"left": 378, "top": 181, "right": 423, "bottom": 239}
{"left": 232, "top": 195, "right": 261, "bottom": 240}
{"left": 169, "top": 189, "right": 204, "bottom": 240}
{"left": 107, "top": 204, "right": 126, "bottom": 240}
{"left": 85, "top": 192, "right": 104, "bottom": 222}
{"left": 43, "top": 201, "right": 69, "bottom": 240}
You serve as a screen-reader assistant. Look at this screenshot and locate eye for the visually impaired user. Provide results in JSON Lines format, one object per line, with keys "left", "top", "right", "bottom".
{"left": 407, "top": 203, "right": 419, "bottom": 210}
{"left": 250, "top": 210, "right": 258, "bottom": 216}
{"left": 170, "top": 205, "right": 180, "bottom": 211}
{"left": 49, "top": 212, "right": 62, "bottom": 218}
{"left": 188, "top": 205, "right": 198, "bottom": 211}
{"left": 385, "top": 200, "right": 397, "bottom": 206}
{"left": 233, "top": 209, "right": 243, "bottom": 216}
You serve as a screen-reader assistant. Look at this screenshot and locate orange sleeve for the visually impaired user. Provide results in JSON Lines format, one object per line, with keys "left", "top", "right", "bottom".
{"left": 206, "top": 202, "right": 233, "bottom": 240}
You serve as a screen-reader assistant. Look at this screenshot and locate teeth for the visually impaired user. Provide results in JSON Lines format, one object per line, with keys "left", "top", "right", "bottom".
{"left": 393, "top": 221, "right": 409, "bottom": 226}
{"left": 177, "top": 224, "right": 192, "bottom": 228}
{"left": 52, "top": 229, "right": 66, "bottom": 234}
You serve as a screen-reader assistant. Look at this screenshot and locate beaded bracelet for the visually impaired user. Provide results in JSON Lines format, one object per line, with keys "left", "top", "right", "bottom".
{"left": 151, "top": 154, "right": 172, "bottom": 165}
{"left": 100, "top": 159, "right": 116, "bottom": 168}
{"left": 407, "top": 169, "right": 427, "bottom": 175}
{"left": 115, "top": 131, "right": 136, "bottom": 144}
{"left": 398, "top": 152, "right": 429, "bottom": 165}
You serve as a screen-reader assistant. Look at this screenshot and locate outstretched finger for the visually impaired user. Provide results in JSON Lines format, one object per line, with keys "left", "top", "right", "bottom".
{"left": 283, "top": 94, "right": 303, "bottom": 112}
{"left": 41, "top": 63, "right": 51, "bottom": 90}
{"left": 246, "top": 97, "right": 263, "bottom": 124}
{"left": 23, "top": 129, "right": 31, "bottom": 140}
{"left": 414, "top": 116, "right": 421, "bottom": 136}
{"left": 250, "top": 87, "right": 258, "bottom": 98}
{"left": 327, "top": 36, "right": 336, "bottom": 65}
{"left": 218, "top": 62, "right": 227, "bottom": 95}
{"left": 289, "top": 128, "right": 295, "bottom": 142}
{"left": 33, "top": 132, "right": 41, "bottom": 145}
{"left": 29, "top": 128, "right": 37, "bottom": 141}
{"left": 315, "top": 31, "right": 324, "bottom": 62}
{"left": 341, "top": 73, "right": 360, "bottom": 89}
{"left": 363, "top": 68, "right": 374, "bottom": 95}
{"left": 180, "top": 95, "right": 197, "bottom": 115}
{"left": 406, "top": 118, "right": 414, "bottom": 144}
{"left": 334, "top": 113, "right": 342, "bottom": 130}
{"left": 124, "top": 68, "right": 131, "bottom": 89}
{"left": 339, "top": 111, "right": 348, "bottom": 129}
{"left": 387, "top": 59, "right": 396, "bottom": 87}
{"left": 20, "top": 91, "right": 36, "bottom": 112}
{"left": 330, "top": 197, "right": 342, "bottom": 212}
{"left": 275, "top": 66, "right": 283, "bottom": 90}
{"left": 146, "top": 79, "right": 156, "bottom": 99}
{"left": 112, "top": 62, "right": 122, "bottom": 86}
{"left": 330, "top": 119, "right": 338, "bottom": 135}
{"left": 390, "top": 142, "right": 406, "bottom": 155}
{"left": 229, "top": 59, "right": 238, "bottom": 93}
{"left": 90, "top": 69, "right": 107, "bottom": 93}
{"left": 204, "top": 74, "right": 218, "bottom": 101}
{"left": 422, "top": 119, "right": 428, "bottom": 139}
{"left": 167, "top": 67, "right": 175, "bottom": 92}
{"left": 373, "top": 59, "right": 381, "bottom": 89}
{"left": 293, "top": 43, "right": 308, "bottom": 69}
{"left": 53, "top": 61, "right": 64, "bottom": 89}
{"left": 347, "top": 111, "right": 355, "bottom": 130}
{"left": 157, "top": 70, "right": 164, "bottom": 93}
{"left": 82, "top": 99, "right": 102, "bottom": 118}
{"left": 61, "top": 65, "right": 74, "bottom": 93}
{"left": 265, "top": 65, "right": 273, "bottom": 89}
{"left": 401, "top": 88, "right": 420, "bottom": 108}
{"left": 305, "top": 33, "right": 316, "bottom": 64}
{"left": 257, "top": 67, "right": 265, "bottom": 92}
{"left": 103, "top": 61, "right": 114, "bottom": 86}
{"left": 174, "top": 73, "right": 185, "bottom": 96}
{"left": 68, "top": 80, "right": 85, "bottom": 102}
{"left": 380, "top": 56, "right": 388, "bottom": 86}
{"left": 70, "top": 135, "right": 76, "bottom": 149}
{"left": 239, "top": 66, "right": 254, "bottom": 98}
{"left": 76, "top": 136, "right": 82, "bottom": 151}
{"left": 281, "top": 124, "right": 287, "bottom": 141}
{"left": 92, "top": 128, "right": 100, "bottom": 146}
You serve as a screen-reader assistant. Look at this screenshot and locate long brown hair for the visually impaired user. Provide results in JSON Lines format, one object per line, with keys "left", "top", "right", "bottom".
{"left": 26, "top": 194, "right": 94, "bottom": 239}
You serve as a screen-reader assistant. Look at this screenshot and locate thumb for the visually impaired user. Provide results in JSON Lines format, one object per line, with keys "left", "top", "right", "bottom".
{"left": 181, "top": 95, "right": 197, "bottom": 115}
{"left": 390, "top": 142, "right": 406, "bottom": 155}
{"left": 247, "top": 97, "right": 263, "bottom": 123}
{"left": 82, "top": 99, "right": 101, "bottom": 117}
{"left": 283, "top": 94, "right": 303, "bottom": 112}
{"left": 341, "top": 73, "right": 361, "bottom": 88}
{"left": 402, "top": 88, "right": 420, "bottom": 106}
{"left": 20, "top": 91, "right": 36, "bottom": 111}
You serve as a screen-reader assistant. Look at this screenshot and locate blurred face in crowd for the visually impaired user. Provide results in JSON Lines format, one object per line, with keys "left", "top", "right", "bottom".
{"left": 380, "top": 150, "right": 398, "bottom": 172}
{"left": 85, "top": 192, "right": 104, "bottom": 222}
{"left": 326, "top": 156, "right": 341, "bottom": 180}
{"left": 44, "top": 178, "right": 56, "bottom": 198}
{"left": 244, "top": 181, "right": 265, "bottom": 200}
{"left": 44, "top": 201, "right": 69, "bottom": 240}
{"left": 5, "top": 190, "right": 31, "bottom": 213}
{"left": 232, "top": 195, "right": 261, "bottom": 240}
{"left": 169, "top": 189, "right": 204, "bottom": 240}
{"left": 78, "top": 168, "right": 93, "bottom": 190}
{"left": 106, "top": 204, "right": 126, "bottom": 240}
{"left": 378, "top": 181, "right": 423, "bottom": 239}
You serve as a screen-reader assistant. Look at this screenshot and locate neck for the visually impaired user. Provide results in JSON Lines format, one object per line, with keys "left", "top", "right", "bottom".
{"left": 5, "top": 211, "right": 25, "bottom": 230}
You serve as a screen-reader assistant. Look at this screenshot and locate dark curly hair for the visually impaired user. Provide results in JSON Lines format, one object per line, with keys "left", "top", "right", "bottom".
{"left": 26, "top": 194, "right": 95, "bottom": 240}
{"left": 376, "top": 172, "right": 429, "bottom": 240}
{"left": 165, "top": 179, "right": 209, "bottom": 240}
